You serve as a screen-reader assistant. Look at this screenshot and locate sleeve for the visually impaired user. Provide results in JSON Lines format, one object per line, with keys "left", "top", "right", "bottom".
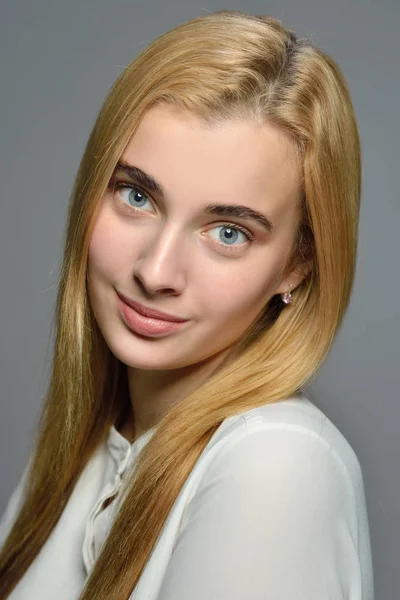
{"left": 156, "top": 425, "right": 363, "bottom": 600}
{"left": 0, "top": 459, "right": 32, "bottom": 550}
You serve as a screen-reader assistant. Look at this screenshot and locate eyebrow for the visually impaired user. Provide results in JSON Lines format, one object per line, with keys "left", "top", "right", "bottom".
{"left": 114, "top": 161, "right": 274, "bottom": 233}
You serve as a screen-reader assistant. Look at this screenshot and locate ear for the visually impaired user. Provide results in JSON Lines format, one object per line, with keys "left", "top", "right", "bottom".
{"left": 275, "top": 261, "right": 312, "bottom": 296}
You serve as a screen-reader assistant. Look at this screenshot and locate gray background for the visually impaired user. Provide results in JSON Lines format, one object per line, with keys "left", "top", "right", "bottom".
{"left": 0, "top": 0, "right": 398, "bottom": 597}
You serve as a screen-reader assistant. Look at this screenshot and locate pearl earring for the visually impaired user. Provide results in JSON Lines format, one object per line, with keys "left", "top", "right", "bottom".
{"left": 281, "top": 283, "right": 293, "bottom": 304}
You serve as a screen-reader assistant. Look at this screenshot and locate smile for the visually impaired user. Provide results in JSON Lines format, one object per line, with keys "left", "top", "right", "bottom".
{"left": 116, "top": 293, "right": 189, "bottom": 337}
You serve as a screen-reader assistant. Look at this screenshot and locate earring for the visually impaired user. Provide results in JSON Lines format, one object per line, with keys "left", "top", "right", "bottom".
{"left": 281, "top": 283, "right": 293, "bottom": 304}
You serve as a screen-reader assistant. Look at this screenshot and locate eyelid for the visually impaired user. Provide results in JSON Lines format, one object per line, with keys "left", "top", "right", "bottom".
{"left": 112, "top": 178, "right": 153, "bottom": 199}
{"left": 214, "top": 222, "right": 254, "bottom": 242}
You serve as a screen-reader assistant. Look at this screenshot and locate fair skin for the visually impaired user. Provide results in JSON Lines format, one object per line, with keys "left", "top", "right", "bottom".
{"left": 87, "top": 104, "right": 308, "bottom": 442}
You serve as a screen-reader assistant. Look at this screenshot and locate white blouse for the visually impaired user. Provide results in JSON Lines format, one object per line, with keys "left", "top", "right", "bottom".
{"left": 0, "top": 393, "right": 374, "bottom": 599}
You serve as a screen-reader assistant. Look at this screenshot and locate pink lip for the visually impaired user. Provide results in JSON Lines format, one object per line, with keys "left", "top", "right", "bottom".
{"left": 116, "top": 292, "right": 188, "bottom": 322}
{"left": 116, "top": 292, "right": 189, "bottom": 338}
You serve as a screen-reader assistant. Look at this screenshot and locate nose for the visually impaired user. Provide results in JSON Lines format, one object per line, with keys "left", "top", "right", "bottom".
{"left": 133, "top": 225, "right": 187, "bottom": 296}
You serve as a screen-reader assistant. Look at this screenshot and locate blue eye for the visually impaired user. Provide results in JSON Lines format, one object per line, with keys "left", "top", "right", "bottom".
{"left": 112, "top": 180, "right": 255, "bottom": 250}
{"left": 209, "top": 224, "right": 253, "bottom": 247}
{"left": 115, "top": 183, "right": 153, "bottom": 211}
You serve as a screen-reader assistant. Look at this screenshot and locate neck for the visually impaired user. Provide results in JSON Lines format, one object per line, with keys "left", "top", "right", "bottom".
{"left": 123, "top": 347, "right": 232, "bottom": 442}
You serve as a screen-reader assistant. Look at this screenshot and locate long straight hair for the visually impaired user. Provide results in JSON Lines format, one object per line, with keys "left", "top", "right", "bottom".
{"left": 0, "top": 10, "right": 361, "bottom": 599}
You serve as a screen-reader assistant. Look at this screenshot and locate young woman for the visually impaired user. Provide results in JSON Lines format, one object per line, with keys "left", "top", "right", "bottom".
{"left": 0, "top": 9, "right": 374, "bottom": 600}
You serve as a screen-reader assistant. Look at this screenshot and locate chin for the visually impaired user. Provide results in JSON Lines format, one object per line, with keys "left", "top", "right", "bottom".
{"left": 114, "top": 352, "right": 197, "bottom": 371}
{"left": 103, "top": 333, "right": 191, "bottom": 371}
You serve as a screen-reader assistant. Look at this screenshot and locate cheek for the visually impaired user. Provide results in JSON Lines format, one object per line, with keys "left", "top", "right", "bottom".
{"left": 87, "top": 213, "right": 130, "bottom": 278}
{"left": 195, "top": 260, "right": 279, "bottom": 324}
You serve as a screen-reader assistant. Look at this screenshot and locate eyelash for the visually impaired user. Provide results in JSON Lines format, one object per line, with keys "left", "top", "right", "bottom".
{"left": 109, "top": 180, "right": 256, "bottom": 248}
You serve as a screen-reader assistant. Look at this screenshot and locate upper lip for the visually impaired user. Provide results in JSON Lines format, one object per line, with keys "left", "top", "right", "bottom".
{"left": 117, "top": 291, "right": 188, "bottom": 322}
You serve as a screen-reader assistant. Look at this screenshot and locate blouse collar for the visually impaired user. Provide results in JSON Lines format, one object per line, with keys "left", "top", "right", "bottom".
{"left": 107, "top": 424, "right": 157, "bottom": 473}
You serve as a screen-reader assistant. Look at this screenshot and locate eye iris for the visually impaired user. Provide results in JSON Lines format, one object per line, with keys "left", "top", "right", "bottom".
{"left": 220, "top": 227, "right": 238, "bottom": 244}
{"left": 128, "top": 189, "right": 147, "bottom": 206}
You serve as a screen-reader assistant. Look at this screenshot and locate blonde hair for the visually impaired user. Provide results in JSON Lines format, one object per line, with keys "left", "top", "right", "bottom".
{"left": 0, "top": 10, "right": 361, "bottom": 599}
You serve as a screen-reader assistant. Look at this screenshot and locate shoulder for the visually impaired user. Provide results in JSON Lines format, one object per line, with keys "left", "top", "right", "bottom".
{"left": 168, "top": 396, "right": 373, "bottom": 600}
{"left": 0, "top": 457, "right": 32, "bottom": 549}
{"left": 180, "top": 393, "right": 368, "bottom": 558}
{"left": 199, "top": 393, "right": 364, "bottom": 515}
{"left": 211, "top": 393, "right": 362, "bottom": 474}
{"left": 167, "top": 395, "right": 374, "bottom": 600}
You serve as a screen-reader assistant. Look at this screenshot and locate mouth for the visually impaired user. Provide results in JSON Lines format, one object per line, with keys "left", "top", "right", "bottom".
{"left": 116, "top": 291, "right": 188, "bottom": 322}
{"left": 116, "top": 292, "right": 189, "bottom": 337}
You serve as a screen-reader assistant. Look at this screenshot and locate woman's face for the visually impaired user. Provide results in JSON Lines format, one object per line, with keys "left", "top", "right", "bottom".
{"left": 87, "top": 104, "right": 305, "bottom": 371}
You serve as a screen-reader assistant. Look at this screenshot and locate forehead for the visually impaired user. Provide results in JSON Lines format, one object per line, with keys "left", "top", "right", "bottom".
{"left": 120, "top": 104, "right": 302, "bottom": 216}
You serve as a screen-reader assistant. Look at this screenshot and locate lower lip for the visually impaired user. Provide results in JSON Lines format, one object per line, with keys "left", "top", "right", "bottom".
{"left": 117, "top": 297, "right": 188, "bottom": 337}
